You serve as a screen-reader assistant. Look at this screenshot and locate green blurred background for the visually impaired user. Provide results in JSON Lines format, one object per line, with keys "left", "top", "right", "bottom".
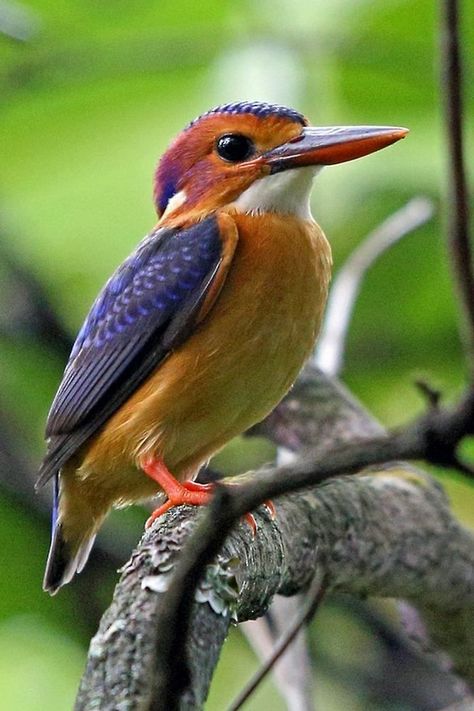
{"left": 0, "top": 1, "right": 473, "bottom": 708}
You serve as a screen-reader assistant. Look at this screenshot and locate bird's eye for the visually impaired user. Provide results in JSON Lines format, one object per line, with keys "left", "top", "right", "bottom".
{"left": 216, "top": 134, "right": 255, "bottom": 163}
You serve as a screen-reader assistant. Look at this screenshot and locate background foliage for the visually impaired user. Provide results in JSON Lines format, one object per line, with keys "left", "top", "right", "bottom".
{"left": 0, "top": 1, "right": 473, "bottom": 708}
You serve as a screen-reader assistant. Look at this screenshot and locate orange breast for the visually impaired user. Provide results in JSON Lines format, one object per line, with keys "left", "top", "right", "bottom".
{"left": 79, "top": 210, "right": 331, "bottom": 503}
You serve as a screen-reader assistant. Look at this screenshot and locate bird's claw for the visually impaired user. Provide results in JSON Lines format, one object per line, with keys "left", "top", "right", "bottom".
{"left": 142, "top": 456, "right": 275, "bottom": 534}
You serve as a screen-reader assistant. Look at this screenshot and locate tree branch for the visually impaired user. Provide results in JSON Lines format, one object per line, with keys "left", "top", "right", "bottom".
{"left": 441, "top": 0, "right": 474, "bottom": 372}
{"left": 76, "top": 367, "right": 474, "bottom": 709}
{"left": 76, "top": 465, "right": 474, "bottom": 710}
{"left": 238, "top": 594, "right": 315, "bottom": 711}
{"left": 227, "top": 572, "right": 326, "bottom": 711}
{"left": 315, "top": 196, "right": 434, "bottom": 376}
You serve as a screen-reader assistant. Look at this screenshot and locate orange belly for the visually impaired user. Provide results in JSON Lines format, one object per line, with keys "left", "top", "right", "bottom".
{"left": 73, "top": 210, "right": 331, "bottom": 505}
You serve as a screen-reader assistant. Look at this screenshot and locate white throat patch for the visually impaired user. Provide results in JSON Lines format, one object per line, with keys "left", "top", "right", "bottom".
{"left": 233, "top": 166, "right": 320, "bottom": 220}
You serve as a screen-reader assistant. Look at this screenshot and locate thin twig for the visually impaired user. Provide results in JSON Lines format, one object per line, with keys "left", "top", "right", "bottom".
{"left": 227, "top": 572, "right": 326, "bottom": 711}
{"left": 239, "top": 594, "right": 315, "bottom": 711}
{"left": 441, "top": 0, "right": 474, "bottom": 374}
{"left": 315, "top": 197, "right": 434, "bottom": 376}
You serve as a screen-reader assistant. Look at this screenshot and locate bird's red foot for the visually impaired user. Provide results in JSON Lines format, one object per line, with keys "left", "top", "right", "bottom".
{"left": 141, "top": 457, "right": 213, "bottom": 527}
{"left": 141, "top": 457, "right": 259, "bottom": 533}
{"left": 263, "top": 499, "right": 276, "bottom": 519}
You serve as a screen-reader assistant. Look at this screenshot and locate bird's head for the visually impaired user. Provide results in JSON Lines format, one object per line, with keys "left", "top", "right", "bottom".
{"left": 154, "top": 101, "right": 408, "bottom": 224}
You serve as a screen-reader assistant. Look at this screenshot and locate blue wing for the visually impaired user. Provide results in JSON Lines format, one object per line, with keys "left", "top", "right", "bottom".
{"left": 37, "top": 215, "right": 232, "bottom": 487}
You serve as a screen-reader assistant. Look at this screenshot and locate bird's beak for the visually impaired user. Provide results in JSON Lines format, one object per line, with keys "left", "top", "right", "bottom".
{"left": 262, "top": 125, "right": 409, "bottom": 173}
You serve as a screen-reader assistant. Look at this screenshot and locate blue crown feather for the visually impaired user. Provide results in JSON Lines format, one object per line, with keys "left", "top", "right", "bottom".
{"left": 186, "top": 101, "right": 306, "bottom": 130}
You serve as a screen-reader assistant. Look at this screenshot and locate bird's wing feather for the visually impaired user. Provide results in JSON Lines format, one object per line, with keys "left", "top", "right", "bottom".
{"left": 37, "top": 213, "right": 238, "bottom": 487}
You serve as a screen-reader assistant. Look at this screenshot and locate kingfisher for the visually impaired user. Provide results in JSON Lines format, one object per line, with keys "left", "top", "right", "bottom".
{"left": 36, "top": 101, "right": 407, "bottom": 593}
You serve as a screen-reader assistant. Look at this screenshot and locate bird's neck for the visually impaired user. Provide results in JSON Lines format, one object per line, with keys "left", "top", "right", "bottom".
{"left": 157, "top": 166, "right": 321, "bottom": 229}
{"left": 231, "top": 166, "right": 319, "bottom": 220}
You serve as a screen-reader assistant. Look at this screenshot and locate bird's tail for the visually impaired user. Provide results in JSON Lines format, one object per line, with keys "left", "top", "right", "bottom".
{"left": 43, "top": 474, "right": 98, "bottom": 595}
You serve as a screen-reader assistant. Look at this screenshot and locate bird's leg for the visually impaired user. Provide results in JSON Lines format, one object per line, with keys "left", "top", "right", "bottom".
{"left": 141, "top": 456, "right": 258, "bottom": 533}
{"left": 141, "top": 457, "right": 213, "bottom": 527}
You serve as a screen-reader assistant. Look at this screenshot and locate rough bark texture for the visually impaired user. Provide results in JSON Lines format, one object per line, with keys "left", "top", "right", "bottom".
{"left": 75, "top": 366, "right": 474, "bottom": 709}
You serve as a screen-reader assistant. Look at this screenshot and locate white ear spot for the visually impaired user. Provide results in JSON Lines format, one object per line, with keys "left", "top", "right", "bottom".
{"left": 233, "top": 167, "right": 320, "bottom": 219}
{"left": 162, "top": 190, "right": 187, "bottom": 218}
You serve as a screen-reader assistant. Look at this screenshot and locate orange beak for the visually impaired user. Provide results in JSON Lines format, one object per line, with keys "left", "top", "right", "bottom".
{"left": 263, "top": 125, "right": 409, "bottom": 173}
